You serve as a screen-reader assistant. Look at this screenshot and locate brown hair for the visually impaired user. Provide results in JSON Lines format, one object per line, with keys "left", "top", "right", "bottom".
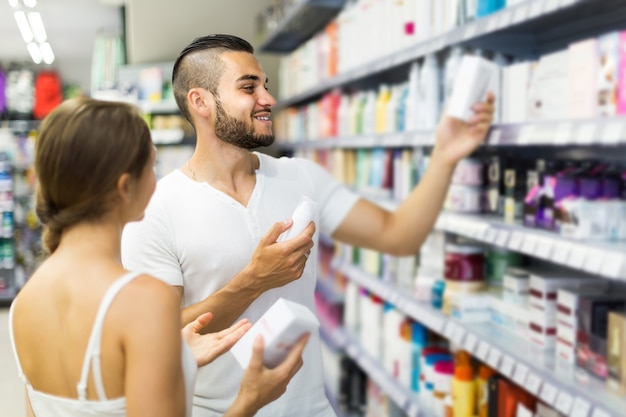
{"left": 172, "top": 34, "right": 254, "bottom": 124}
{"left": 35, "top": 97, "right": 153, "bottom": 253}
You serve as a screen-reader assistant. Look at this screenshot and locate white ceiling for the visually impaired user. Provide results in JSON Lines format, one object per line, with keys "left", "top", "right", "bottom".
{"left": 0, "top": 0, "right": 279, "bottom": 92}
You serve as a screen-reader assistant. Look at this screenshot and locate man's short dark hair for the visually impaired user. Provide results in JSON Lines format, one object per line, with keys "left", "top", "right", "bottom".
{"left": 172, "top": 34, "right": 255, "bottom": 123}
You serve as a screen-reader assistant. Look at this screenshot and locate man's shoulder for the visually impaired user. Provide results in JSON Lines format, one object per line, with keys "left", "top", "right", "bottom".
{"left": 257, "top": 152, "right": 322, "bottom": 175}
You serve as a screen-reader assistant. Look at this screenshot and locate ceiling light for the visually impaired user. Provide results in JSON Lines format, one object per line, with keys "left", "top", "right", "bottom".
{"left": 14, "top": 11, "right": 33, "bottom": 43}
{"left": 40, "top": 42, "right": 55, "bottom": 64}
{"left": 26, "top": 42, "right": 42, "bottom": 64}
{"left": 28, "top": 12, "right": 46, "bottom": 42}
{"left": 8, "top": 0, "right": 19, "bottom": 7}
{"left": 22, "top": 0, "right": 37, "bottom": 7}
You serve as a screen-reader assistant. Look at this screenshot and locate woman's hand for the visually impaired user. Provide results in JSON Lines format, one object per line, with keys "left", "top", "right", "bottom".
{"left": 181, "top": 312, "right": 251, "bottom": 367}
{"left": 225, "top": 333, "right": 311, "bottom": 417}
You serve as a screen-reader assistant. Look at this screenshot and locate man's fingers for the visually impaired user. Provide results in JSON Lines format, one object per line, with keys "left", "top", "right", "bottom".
{"left": 260, "top": 219, "right": 293, "bottom": 245}
{"left": 248, "top": 335, "right": 265, "bottom": 371}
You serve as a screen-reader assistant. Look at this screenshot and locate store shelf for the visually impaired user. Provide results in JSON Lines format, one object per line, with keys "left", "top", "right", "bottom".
{"left": 335, "top": 260, "right": 624, "bottom": 417}
{"left": 141, "top": 100, "right": 179, "bottom": 114}
{"left": 319, "top": 315, "right": 348, "bottom": 352}
{"left": 338, "top": 325, "right": 434, "bottom": 417}
{"left": 278, "top": 116, "right": 626, "bottom": 151}
{"left": 279, "top": 129, "right": 435, "bottom": 150}
{"left": 1, "top": 120, "right": 40, "bottom": 135}
{"left": 0, "top": 287, "right": 16, "bottom": 304}
{"left": 258, "top": 0, "right": 346, "bottom": 53}
{"left": 487, "top": 117, "right": 626, "bottom": 147}
{"left": 325, "top": 384, "right": 360, "bottom": 417}
{"left": 434, "top": 212, "right": 626, "bottom": 281}
{"left": 276, "top": 0, "right": 626, "bottom": 108}
{"left": 151, "top": 128, "right": 185, "bottom": 145}
{"left": 316, "top": 278, "right": 345, "bottom": 304}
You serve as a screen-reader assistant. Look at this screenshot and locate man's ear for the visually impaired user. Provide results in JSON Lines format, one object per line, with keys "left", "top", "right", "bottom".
{"left": 116, "top": 173, "right": 132, "bottom": 203}
{"left": 188, "top": 88, "right": 213, "bottom": 118}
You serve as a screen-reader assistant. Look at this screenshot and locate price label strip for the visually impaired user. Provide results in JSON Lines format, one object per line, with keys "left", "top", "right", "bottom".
{"left": 464, "top": 333, "right": 478, "bottom": 353}
{"left": 484, "top": 227, "right": 498, "bottom": 244}
{"left": 452, "top": 326, "right": 466, "bottom": 346}
{"left": 529, "top": 0, "right": 545, "bottom": 18}
{"left": 568, "top": 244, "right": 588, "bottom": 270}
{"left": 552, "top": 242, "right": 571, "bottom": 264}
{"left": 499, "top": 355, "right": 516, "bottom": 377}
{"left": 554, "top": 391, "right": 574, "bottom": 415}
{"left": 600, "top": 252, "right": 624, "bottom": 279}
{"left": 600, "top": 121, "right": 624, "bottom": 145}
{"left": 570, "top": 397, "right": 592, "bottom": 417}
{"left": 540, "top": 382, "right": 559, "bottom": 406}
{"left": 591, "top": 408, "right": 611, "bottom": 417}
{"left": 444, "top": 321, "right": 456, "bottom": 340}
{"left": 463, "top": 24, "right": 478, "bottom": 41}
{"left": 525, "top": 372, "right": 542, "bottom": 396}
{"left": 521, "top": 235, "right": 538, "bottom": 255}
{"left": 575, "top": 123, "right": 598, "bottom": 144}
{"left": 513, "top": 363, "right": 529, "bottom": 386}
{"left": 545, "top": 0, "right": 561, "bottom": 13}
{"left": 512, "top": 4, "right": 529, "bottom": 24}
{"left": 583, "top": 249, "right": 605, "bottom": 275}
{"left": 508, "top": 231, "right": 525, "bottom": 251}
{"left": 497, "top": 10, "right": 513, "bottom": 29}
{"left": 476, "top": 341, "right": 491, "bottom": 361}
{"left": 496, "top": 229, "right": 510, "bottom": 247}
{"left": 487, "top": 347, "right": 503, "bottom": 369}
{"left": 534, "top": 236, "right": 554, "bottom": 259}
{"left": 554, "top": 123, "right": 573, "bottom": 144}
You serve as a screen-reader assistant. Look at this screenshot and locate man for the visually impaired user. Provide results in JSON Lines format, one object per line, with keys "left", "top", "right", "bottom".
{"left": 122, "top": 34, "right": 494, "bottom": 417}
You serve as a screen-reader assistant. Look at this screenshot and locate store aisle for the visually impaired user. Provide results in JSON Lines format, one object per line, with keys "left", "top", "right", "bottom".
{"left": 0, "top": 306, "right": 26, "bottom": 416}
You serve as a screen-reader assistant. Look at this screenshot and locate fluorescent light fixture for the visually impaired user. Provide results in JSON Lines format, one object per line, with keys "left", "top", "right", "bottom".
{"left": 28, "top": 12, "right": 46, "bottom": 42}
{"left": 22, "top": 0, "right": 37, "bottom": 7}
{"left": 8, "top": 0, "right": 19, "bottom": 7}
{"left": 26, "top": 42, "right": 42, "bottom": 64}
{"left": 40, "top": 42, "right": 54, "bottom": 64}
{"left": 14, "top": 11, "right": 33, "bottom": 43}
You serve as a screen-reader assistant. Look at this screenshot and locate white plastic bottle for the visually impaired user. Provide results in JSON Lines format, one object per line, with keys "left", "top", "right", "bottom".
{"left": 278, "top": 196, "right": 317, "bottom": 242}
{"left": 420, "top": 54, "right": 442, "bottom": 129}
{"left": 405, "top": 61, "right": 421, "bottom": 130}
{"left": 444, "top": 47, "right": 465, "bottom": 102}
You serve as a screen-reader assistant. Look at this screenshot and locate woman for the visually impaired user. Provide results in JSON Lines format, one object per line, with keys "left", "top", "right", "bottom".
{"left": 9, "top": 97, "right": 309, "bottom": 417}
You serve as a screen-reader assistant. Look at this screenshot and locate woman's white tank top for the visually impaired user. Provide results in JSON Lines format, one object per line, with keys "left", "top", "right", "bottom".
{"left": 9, "top": 271, "right": 198, "bottom": 417}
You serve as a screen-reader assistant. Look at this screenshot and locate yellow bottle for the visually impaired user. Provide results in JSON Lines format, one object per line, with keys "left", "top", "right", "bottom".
{"left": 375, "top": 84, "right": 391, "bottom": 133}
{"left": 452, "top": 364, "right": 476, "bottom": 417}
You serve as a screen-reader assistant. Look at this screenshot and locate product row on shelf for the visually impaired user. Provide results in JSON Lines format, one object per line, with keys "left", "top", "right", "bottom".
{"left": 277, "top": 117, "right": 626, "bottom": 151}
{"left": 0, "top": 127, "right": 41, "bottom": 303}
{"left": 270, "top": 0, "right": 626, "bottom": 416}
{"left": 274, "top": 0, "right": 624, "bottom": 107}
{"left": 276, "top": 28, "right": 625, "bottom": 147}
{"left": 313, "top": 234, "right": 625, "bottom": 417}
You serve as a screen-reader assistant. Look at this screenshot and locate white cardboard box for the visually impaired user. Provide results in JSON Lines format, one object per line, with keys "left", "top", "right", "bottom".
{"left": 447, "top": 55, "right": 494, "bottom": 122}
{"left": 230, "top": 298, "right": 319, "bottom": 369}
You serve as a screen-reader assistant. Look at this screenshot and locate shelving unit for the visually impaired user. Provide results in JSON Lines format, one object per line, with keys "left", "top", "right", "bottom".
{"left": 269, "top": 0, "right": 626, "bottom": 415}
{"left": 279, "top": 116, "right": 626, "bottom": 150}
{"left": 318, "top": 314, "right": 435, "bottom": 417}
{"left": 258, "top": 0, "right": 346, "bottom": 53}
{"left": 334, "top": 260, "right": 623, "bottom": 417}
{"left": 275, "top": 0, "right": 626, "bottom": 109}
{"left": 434, "top": 212, "right": 626, "bottom": 280}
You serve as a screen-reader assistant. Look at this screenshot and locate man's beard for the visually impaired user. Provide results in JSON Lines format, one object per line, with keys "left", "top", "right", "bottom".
{"left": 214, "top": 99, "right": 274, "bottom": 149}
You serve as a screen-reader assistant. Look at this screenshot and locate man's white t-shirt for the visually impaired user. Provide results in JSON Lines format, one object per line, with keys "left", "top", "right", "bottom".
{"left": 121, "top": 152, "right": 359, "bottom": 417}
